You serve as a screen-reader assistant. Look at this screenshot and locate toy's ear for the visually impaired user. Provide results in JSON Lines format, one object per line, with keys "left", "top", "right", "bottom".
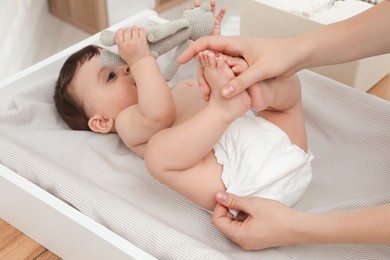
{"left": 100, "top": 30, "right": 116, "bottom": 46}
{"left": 99, "top": 30, "right": 127, "bottom": 67}
{"left": 100, "top": 50, "right": 127, "bottom": 67}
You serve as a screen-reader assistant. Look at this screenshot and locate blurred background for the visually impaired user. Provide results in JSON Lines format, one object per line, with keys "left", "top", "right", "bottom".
{"left": 1, "top": 0, "right": 387, "bottom": 99}
{"left": 0, "top": 0, "right": 239, "bottom": 81}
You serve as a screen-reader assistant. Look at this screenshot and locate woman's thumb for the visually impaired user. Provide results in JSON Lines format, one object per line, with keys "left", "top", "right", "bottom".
{"left": 215, "top": 191, "right": 249, "bottom": 213}
{"left": 221, "top": 66, "right": 267, "bottom": 99}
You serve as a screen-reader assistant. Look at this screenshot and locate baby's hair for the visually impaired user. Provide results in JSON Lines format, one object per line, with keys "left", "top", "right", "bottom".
{"left": 54, "top": 45, "right": 101, "bottom": 130}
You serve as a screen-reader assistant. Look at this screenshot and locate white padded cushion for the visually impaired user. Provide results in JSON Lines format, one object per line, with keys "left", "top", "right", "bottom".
{"left": 0, "top": 68, "right": 389, "bottom": 259}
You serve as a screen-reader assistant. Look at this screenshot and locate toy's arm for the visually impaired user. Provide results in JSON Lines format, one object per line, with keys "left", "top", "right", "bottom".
{"left": 100, "top": 30, "right": 116, "bottom": 46}
{"left": 163, "top": 40, "right": 192, "bottom": 81}
{"left": 100, "top": 50, "right": 127, "bottom": 67}
{"left": 146, "top": 19, "right": 189, "bottom": 42}
{"left": 99, "top": 30, "right": 127, "bottom": 67}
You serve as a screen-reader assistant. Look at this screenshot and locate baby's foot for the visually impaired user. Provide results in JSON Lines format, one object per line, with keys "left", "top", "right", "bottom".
{"left": 226, "top": 56, "right": 249, "bottom": 75}
{"left": 199, "top": 50, "right": 232, "bottom": 89}
{"left": 247, "top": 82, "right": 271, "bottom": 111}
{"left": 198, "top": 51, "right": 251, "bottom": 121}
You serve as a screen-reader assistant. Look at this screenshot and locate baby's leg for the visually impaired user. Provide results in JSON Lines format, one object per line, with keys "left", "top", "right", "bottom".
{"left": 198, "top": 51, "right": 251, "bottom": 120}
{"left": 145, "top": 52, "right": 250, "bottom": 186}
{"left": 207, "top": 53, "right": 307, "bottom": 150}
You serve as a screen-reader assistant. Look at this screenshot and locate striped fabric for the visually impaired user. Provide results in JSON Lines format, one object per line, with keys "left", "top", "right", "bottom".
{"left": 0, "top": 66, "right": 389, "bottom": 258}
{"left": 360, "top": 0, "right": 381, "bottom": 4}
{"left": 339, "top": 0, "right": 380, "bottom": 4}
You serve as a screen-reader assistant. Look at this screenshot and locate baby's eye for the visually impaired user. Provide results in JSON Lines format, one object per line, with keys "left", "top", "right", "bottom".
{"left": 107, "top": 71, "right": 116, "bottom": 81}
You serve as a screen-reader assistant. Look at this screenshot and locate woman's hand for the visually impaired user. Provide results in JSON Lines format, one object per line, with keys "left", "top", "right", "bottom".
{"left": 212, "top": 191, "right": 305, "bottom": 250}
{"left": 179, "top": 36, "right": 304, "bottom": 109}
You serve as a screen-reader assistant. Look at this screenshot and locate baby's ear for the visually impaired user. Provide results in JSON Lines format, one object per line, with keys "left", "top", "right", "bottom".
{"left": 88, "top": 114, "right": 114, "bottom": 134}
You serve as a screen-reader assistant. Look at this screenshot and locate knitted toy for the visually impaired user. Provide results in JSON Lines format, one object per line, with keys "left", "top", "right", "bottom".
{"left": 99, "top": 2, "right": 214, "bottom": 81}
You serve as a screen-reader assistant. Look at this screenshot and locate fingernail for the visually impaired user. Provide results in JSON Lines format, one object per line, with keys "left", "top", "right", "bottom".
{"left": 222, "top": 86, "right": 234, "bottom": 97}
{"left": 216, "top": 191, "right": 228, "bottom": 201}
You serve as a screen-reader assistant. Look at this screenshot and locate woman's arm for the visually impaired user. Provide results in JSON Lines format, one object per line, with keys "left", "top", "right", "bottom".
{"left": 301, "top": 204, "right": 390, "bottom": 245}
{"left": 298, "top": 0, "right": 390, "bottom": 70}
{"left": 178, "top": 0, "right": 390, "bottom": 99}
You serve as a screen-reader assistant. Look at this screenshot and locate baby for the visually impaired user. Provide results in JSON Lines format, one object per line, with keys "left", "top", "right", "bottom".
{"left": 54, "top": 8, "right": 312, "bottom": 214}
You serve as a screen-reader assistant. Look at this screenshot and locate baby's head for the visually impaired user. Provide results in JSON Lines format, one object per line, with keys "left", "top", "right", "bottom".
{"left": 54, "top": 45, "right": 137, "bottom": 133}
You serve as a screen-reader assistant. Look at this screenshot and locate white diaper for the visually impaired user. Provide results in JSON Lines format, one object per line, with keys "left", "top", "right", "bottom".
{"left": 214, "top": 112, "right": 313, "bottom": 213}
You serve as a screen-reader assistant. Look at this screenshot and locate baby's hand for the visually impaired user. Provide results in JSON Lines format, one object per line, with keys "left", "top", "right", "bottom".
{"left": 210, "top": 3, "right": 226, "bottom": 36}
{"left": 115, "top": 26, "right": 150, "bottom": 66}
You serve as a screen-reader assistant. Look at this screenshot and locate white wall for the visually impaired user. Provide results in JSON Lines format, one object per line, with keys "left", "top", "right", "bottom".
{"left": 107, "top": 0, "right": 155, "bottom": 26}
{"left": 0, "top": 0, "right": 47, "bottom": 80}
{"left": 0, "top": 0, "right": 90, "bottom": 81}
{"left": 0, "top": 0, "right": 157, "bottom": 81}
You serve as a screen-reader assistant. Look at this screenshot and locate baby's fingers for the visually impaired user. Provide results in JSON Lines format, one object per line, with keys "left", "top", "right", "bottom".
{"left": 193, "top": 0, "right": 200, "bottom": 8}
{"left": 215, "top": 7, "right": 226, "bottom": 23}
{"left": 209, "top": 0, "right": 216, "bottom": 14}
{"left": 115, "top": 28, "right": 125, "bottom": 44}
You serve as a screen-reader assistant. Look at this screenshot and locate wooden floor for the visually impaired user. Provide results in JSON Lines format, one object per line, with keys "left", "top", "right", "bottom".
{"left": 367, "top": 73, "right": 390, "bottom": 100}
{"left": 0, "top": 219, "right": 60, "bottom": 259}
{"left": 0, "top": 74, "right": 389, "bottom": 259}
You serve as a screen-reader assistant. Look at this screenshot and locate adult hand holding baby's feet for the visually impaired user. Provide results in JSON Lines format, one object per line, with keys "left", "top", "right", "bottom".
{"left": 197, "top": 52, "right": 271, "bottom": 112}
{"left": 198, "top": 51, "right": 251, "bottom": 121}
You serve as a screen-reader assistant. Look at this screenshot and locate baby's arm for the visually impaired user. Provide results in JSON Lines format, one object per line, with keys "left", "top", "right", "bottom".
{"left": 115, "top": 26, "right": 175, "bottom": 156}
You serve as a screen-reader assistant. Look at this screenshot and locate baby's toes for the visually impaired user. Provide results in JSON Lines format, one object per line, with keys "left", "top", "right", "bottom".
{"left": 198, "top": 51, "right": 207, "bottom": 67}
{"left": 216, "top": 56, "right": 225, "bottom": 69}
{"left": 207, "top": 52, "right": 217, "bottom": 68}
